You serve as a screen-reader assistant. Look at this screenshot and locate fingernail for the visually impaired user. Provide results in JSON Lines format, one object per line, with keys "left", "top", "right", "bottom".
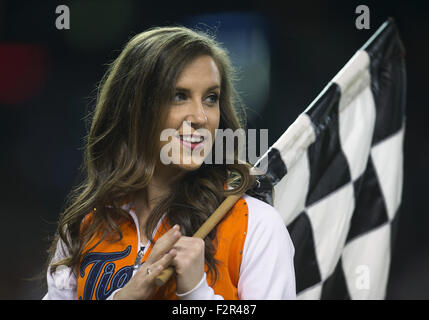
{"left": 173, "top": 224, "right": 180, "bottom": 230}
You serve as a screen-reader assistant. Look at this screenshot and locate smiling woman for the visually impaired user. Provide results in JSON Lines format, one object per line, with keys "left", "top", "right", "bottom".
{"left": 158, "top": 55, "right": 221, "bottom": 170}
{"left": 43, "top": 25, "right": 296, "bottom": 300}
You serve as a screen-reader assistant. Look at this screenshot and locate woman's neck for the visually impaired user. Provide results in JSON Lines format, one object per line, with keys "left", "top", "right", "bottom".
{"left": 132, "top": 164, "right": 185, "bottom": 230}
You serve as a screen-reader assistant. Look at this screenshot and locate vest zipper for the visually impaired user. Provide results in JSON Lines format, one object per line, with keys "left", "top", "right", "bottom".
{"left": 126, "top": 207, "right": 143, "bottom": 273}
{"left": 133, "top": 248, "right": 144, "bottom": 270}
{"left": 125, "top": 205, "right": 167, "bottom": 273}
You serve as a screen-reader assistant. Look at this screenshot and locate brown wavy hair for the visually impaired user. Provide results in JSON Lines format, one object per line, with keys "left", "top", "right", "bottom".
{"left": 46, "top": 25, "right": 257, "bottom": 285}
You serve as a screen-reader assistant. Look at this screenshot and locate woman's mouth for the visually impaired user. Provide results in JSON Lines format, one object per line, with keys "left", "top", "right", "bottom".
{"left": 178, "top": 135, "right": 205, "bottom": 151}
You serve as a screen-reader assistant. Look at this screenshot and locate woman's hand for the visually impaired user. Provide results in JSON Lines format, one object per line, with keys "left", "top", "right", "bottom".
{"left": 172, "top": 236, "right": 206, "bottom": 294}
{"left": 113, "top": 224, "right": 181, "bottom": 300}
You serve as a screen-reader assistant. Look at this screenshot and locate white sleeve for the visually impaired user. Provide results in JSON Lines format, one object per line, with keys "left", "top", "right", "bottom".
{"left": 107, "top": 273, "right": 225, "bottom": 300}
{"left": 175, "top": 273, "right": 224, "bottom": 300}
{"left": 43, "top": 238, "right": 77, "bottom": 300}
{"left": 238, "top": 195, "right": 296, "bottom": 299}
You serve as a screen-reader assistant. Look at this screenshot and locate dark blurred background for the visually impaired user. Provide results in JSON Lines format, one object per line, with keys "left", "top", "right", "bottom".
{"left": 0, "top": 0, "right": 427, "bottom": 299}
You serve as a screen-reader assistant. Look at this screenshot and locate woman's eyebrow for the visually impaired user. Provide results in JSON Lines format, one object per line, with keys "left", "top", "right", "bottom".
{"left": 175, "top": 85, "right": 221, "bottom": 93}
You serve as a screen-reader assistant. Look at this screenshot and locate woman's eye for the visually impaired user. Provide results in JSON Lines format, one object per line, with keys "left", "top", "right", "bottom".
{"left": 206, "top": 94, "right": 219, "bottom": 105}
{"left": 174, "top": 92, "right": 187, "bottom": 102}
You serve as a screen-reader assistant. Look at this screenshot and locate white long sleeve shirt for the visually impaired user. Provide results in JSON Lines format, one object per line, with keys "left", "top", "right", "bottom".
{"left": 43, "top": 194, "right": 296, "bottom": 300}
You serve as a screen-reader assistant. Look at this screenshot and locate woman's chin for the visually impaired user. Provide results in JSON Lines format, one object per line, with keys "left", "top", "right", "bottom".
{"left": 174, "top": 159, "right": 205, "bottom": 172}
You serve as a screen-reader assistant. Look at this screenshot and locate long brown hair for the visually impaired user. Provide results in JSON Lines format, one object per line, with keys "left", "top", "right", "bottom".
{"left": 47, "top": 25, "right": 257, "bottom": 284}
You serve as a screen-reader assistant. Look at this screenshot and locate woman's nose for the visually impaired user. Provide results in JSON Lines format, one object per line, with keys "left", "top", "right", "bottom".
{"left": 186, "top": 99, "right": 208, "bottom": 124}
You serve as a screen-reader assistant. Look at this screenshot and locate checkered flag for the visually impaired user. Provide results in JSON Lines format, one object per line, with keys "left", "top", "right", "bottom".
{"left": 247, "top": 18, "right": 406, "bottom": 299}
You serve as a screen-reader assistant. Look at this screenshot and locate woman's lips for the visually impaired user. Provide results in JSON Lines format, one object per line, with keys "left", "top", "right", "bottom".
{"left": 178, "top": 136, "right": 205, "bottom": 151}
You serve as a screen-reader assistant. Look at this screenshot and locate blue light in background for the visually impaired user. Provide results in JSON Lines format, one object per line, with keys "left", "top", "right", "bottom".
{"left": 182, "top": 12, "right": 271, "bottom": 124}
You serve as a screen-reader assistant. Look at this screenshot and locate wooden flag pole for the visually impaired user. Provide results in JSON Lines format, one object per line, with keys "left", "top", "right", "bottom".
{"left": 154, "top": 193, "right": 244, "bottom": 287}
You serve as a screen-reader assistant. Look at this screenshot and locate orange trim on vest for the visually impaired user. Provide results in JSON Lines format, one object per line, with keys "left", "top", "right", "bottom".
{"left": 76, "top": 197, "right": 249, "bottom": 300}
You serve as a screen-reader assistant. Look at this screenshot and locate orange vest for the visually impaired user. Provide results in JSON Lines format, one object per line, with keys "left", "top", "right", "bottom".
{"left": 76, "top": 197, "right": 249, "bottom": 300}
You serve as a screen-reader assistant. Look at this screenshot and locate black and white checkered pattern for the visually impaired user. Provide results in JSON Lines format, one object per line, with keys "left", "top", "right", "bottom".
{"left": 247, "top": 18, "right": 406, "bottom": 299}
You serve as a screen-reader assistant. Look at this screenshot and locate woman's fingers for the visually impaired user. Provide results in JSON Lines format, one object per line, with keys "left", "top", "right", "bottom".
{"left": 146, "top": 225, "right": 181, "bottom": 264}
{"left": 140, "top": 248, "right": 177, "bottom": 281}
{"left": 170, "top": 236, "right": 205, "bottom": 294}
{"left": 114, "top": 248, "right": 177, "bottom": 300}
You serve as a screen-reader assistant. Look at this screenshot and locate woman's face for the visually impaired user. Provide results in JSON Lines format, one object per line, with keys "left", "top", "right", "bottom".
{"left": 158, "top": 55, "right": 221, "bottom": 172}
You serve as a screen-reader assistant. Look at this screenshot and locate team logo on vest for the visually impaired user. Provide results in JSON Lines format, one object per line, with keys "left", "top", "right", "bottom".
{"left": 79, "top": 245, "right": 134, "bottom": 300}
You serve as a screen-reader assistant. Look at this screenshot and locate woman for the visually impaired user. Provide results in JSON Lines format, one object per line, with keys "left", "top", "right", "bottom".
{"left": 44, "top": 26, "right": 296, "bottom": 300}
